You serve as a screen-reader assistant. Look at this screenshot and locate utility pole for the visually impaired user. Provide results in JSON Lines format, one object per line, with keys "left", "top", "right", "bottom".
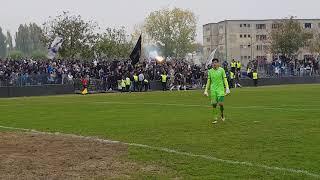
{"left": 225, "top": 20, "right": 228, "bottom": 62}
{"left": 250, "top": 36, "right": 253, "bottom": 61}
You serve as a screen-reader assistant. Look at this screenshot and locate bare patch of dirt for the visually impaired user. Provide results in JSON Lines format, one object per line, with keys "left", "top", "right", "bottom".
{"left": 0, "top": 132, "right": 171, "bottom": 179}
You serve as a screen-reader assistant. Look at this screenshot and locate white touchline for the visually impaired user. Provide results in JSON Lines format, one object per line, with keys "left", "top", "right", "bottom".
{"left": 1, "top": 101, "right": 319, "bottom": 111}
{"left": 0, "top": 125, "right": 319, "bottom": 178}
{"left": 94, "top": 101, "right": 320, "bottom": 111}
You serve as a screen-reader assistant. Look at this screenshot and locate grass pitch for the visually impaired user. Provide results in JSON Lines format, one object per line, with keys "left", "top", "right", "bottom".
{"left": 0, "top": 84, "right": 319, "bottom": 179}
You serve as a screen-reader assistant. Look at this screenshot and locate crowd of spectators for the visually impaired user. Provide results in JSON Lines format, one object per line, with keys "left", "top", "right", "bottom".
{"left": 247, "top": 57, "right": 320, "bottom": 77}
{"left": 1, "top": 56, "right": 319, "bottom": 90}
{"left": 0, "top": 58, "right": 205, "bottom": 90}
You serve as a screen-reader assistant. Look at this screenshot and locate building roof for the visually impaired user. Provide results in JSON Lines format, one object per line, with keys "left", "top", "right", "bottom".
{"left": 203, "top": 18, "right": 320, "bottom": 26}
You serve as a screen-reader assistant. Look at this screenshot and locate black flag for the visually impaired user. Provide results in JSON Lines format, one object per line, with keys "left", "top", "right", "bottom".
{"left": 130, "top": 35, "right": 142, "bottom": 66}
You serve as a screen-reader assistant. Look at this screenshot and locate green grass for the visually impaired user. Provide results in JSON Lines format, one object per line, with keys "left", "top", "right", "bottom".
{"left": 0, "top": 84, "right": 320, "bottom": 179}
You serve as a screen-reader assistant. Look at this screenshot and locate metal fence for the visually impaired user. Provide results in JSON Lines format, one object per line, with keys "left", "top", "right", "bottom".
{"left": 256, "top": 64, "right": 320, "bottom": 78}
{"left": 0, "top": 74, "right": 75, "bottom": 87}
{"left": 73, "top": 78, "right": 205, "bottom": 92}
{"left": 1, "top": 70, "right": 318, "bottom": 90}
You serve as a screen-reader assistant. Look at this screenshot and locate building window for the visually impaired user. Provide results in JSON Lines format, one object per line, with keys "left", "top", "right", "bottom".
{"left": 240, "top": 45, "right": 244, "bottom": 49}
{"left": 256, "top": 56, "right": 267, "bottom": 60}
{"left": 241, "top": 56, "right": 251, "bottom": 60}
{"left": 305, "top": 23, "right": 312, "bottom": 29}
{"left": 256, "top": 24, "right": 266, "bottom": 29}
{"left": 262, "top": 35, "right": 267, "bottom": 40}
{"left": 240, "top": 34, "right": 252, "bottom": 38}
{"left": 248, "top": 44, "right": 251, "bottom": 48}
{"left": 272, "top": 23, "right": 280, "bottom": 29}
{"left": 256, "top": 45, "right": 263, "bottom": 51}
{"left": 207, "top": 38, "right": 210, "bottom": 42}
{"left": 206, "top": 27, "right": 210, "bottom": 31}
{"left": 240, "top": 24, "right": 250, "bottom": 28}
{"left": 256, "top": 35, "right": 267, "bottom": 41}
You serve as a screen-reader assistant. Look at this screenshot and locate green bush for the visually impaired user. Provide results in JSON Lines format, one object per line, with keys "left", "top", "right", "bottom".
{"left": 7, "top": 50, "right": 24, "bottom": 59}
{"left": 31, "top": 50, "right": 47, "bottom": 59}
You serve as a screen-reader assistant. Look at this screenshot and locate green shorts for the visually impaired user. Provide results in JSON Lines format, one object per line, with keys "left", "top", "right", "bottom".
{"left": 210, "top": 92, "right": 224, "bottom": 105}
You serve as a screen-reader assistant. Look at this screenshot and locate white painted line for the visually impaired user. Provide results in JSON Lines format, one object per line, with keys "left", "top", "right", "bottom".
{"left": 0, "top": 125, "right": 319, "bottom": 178}
{"left": 94, "top": 101, "right": 320, "bottom": 111}
{"left": 1, "top": 100, "right": 319, "bottom": 111}
{"left": 95, "top": 101, "right": 204, "bottom": 107}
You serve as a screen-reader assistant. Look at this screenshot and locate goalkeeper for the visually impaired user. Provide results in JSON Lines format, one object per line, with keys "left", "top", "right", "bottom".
{"left": 204, "top": 58, "right": 230, "bottom": 124}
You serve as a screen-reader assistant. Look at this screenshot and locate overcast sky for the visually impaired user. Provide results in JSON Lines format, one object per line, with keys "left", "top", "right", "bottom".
{"left": 1, "top": 0, "right": 319, "bottom": 42}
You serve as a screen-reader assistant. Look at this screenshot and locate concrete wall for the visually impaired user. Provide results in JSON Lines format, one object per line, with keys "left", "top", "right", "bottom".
{"left": 0, "top": 77, "right": 319, "bottom": 98}
{"left": 0, "top": 85, "right": 75, "bottom": 98}
{"left": 238, "top": 76, "right": 320, "bottom": 87}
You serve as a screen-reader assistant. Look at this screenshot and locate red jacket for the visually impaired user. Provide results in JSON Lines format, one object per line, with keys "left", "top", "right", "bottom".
{"left": 81, "top": 78, "right": 88, "bottom": 86}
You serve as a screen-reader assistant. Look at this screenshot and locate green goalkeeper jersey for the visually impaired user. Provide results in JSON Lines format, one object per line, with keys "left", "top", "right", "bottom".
{"left": 206, "top": 67, "right": 229, "bottom": 97}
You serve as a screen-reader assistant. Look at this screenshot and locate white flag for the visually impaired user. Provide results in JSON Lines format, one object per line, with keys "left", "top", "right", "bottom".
{"left": 205, "top": 48, "right": 217, "bottom": 67}
{"left": 48, "top": 36, "right": 63, "bottom": 59}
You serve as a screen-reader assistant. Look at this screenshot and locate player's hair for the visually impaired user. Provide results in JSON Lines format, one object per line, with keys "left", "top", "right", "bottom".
{"left": 212, "top": 58, "right": 219, "bottom": 63}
